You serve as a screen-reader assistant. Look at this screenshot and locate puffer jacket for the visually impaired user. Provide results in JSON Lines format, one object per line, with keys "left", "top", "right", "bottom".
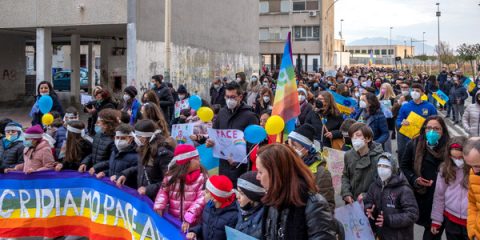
{"left": 261, "top": 192, "right": 336, "bottom": 240}
{"left": 14, "top": 140, "right": 55, "bottom": 172}
{"left": 467, "top": 170, "right": 480, "bottom": 239}
{"left": 81, "top": 132, "right": 114, "bottom": 170}
{"left": 341, "top": 142, "right": 384, "bottom": 199}
{"left": 431, "top": 166, "right": 468, "bottom": 228}
{"left": 235, "top": 204, "right": 264, "bottom": 239}
{"left": 93, "top": 144, "right": 138, "bottom": 178}
{"left": 190, "top": 200, "right": 238, "bottom": 240}
{"left": 364, "top": 173, "right": 419, "bottom": 240}
{"left": 121, "top": 145, "right": 173, "bottom": 200}
{"left": 462, "top": 91, "right": 480, "bottom": 137}
{"left": 153, "top": 172, "right": 207, "bottom": 225}
{"left": 0, "top": 140, "right": 24, "bottom": 169}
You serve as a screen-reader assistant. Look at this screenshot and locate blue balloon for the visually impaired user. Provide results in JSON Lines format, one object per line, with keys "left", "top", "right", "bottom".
{"left": 244, "top": 125, "right": 267, "bottom": 144}
{"left": 189, "top": 95, "right": 202, "bottom": 110}
{"left": 38, "top": 95, "right": 53, "bottom": 114}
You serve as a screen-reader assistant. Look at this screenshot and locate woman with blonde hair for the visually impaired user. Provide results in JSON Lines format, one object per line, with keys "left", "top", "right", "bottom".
{"left": 378, "top": 82, "right": 397, "bottom": 140}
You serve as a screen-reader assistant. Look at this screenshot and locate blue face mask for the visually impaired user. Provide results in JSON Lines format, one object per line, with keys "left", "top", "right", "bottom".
{"left": 23, "top": 140, "right": 34, "bottom": 148}
{"left": 94, "top": 125, "right": 103, "bottom": 134}
{"left": 426, "top": 130, "right": 441, "bottom": 146}
{"left": 5, "top": 133, "right": 19, "bottom": 142}
{"left": 149, "top": 82, "right": 156, "bottom": 89}
{"left": 313, "top": 83, "right": 319, "bottom": 88}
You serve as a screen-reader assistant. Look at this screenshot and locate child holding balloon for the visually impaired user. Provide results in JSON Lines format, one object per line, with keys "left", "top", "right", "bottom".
{"left": 31, "top": 81, "right": 64, "bottom": 127}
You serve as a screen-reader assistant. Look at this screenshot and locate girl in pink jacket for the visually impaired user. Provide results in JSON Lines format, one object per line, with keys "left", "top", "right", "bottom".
{"left": 431, "top": 136, "right": 470, "bottom": 239}
{"left": 154, "top": 144, "right": 208, "bottom": 233}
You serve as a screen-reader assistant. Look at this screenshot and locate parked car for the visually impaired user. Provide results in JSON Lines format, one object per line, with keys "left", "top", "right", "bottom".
{"left": 52, "top": 68, "right": 99, "bottom": 92}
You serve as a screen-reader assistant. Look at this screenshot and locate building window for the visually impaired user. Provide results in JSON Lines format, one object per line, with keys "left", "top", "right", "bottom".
{"left": 355, "top": 49, "right": 360, "bottom": 54}
{"left": 292, "top": 0, "right": 318, "bottom": 11}
{"left": 368, "top": 49, "right": 373, "bottom": 54}
{"left": 361, "top": 50, "right": 367, "bottom": 54}
{"left": 259, "top": 28, "right": 269, "bottom": 41}
{"left": 259, "top": 1, "right": 269, "bottom": 13}
{"left": 388, "top": 49, "right": 394, "bottom": 55}
{"left": 374, "top": 49, "right": 380, "bottom": 55}
{"left": 260, "top": 27, "right": 290, "bottom": 41}
{"left": 281, "top": 0, "right": 290, "bottom": 12}
{"left": 280, "top": 27, "right": 290, "bottom": 40}
{"left": 293, "top": 26, "right": 320, "bottom": 41}
{"left": 349, "top": 50, "right": 354, "bottom": 54}
{"left": 381, "top": 49, "right": 387, "bottom": 55}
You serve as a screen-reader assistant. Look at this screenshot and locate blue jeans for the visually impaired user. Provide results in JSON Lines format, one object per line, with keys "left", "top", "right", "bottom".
{"left": 446, "top": 101, "right": 455, "bottom": 118}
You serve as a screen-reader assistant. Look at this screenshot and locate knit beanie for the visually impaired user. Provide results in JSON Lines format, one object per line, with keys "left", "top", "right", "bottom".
{"left": 237, "top": 171, "right": 265, "bottom": 202}
{"left": 288, "top": 123, "right": 315, "bottom": 149}
{"left": 24, "top": 125, "right": 44, "bottom": 139}
{"left": 206, "top": 175, "right": 235, "bottom": 208}
{"left": 4, "top": 122, "right": 22, "bottom": 133}
{"left": 173, "top": 144, "right": 198, "bottom": 165}
{"left": 124, "top": 86, "right": 138, "bottom": 98}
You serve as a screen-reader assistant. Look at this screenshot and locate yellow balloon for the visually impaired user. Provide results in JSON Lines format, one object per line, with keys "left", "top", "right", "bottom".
{"left": 197, "top": 107, "right": 214, "bottom": 122}
{"left": 41, "top": 113, "right": 54, "bottom": 126}
{"left": 265, "top": 115, "right": 285, "bottom": 135}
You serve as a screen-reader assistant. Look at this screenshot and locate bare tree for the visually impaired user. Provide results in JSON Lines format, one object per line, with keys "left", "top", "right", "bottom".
{"left": 435, "top": 41, "right": 457, "bottom": 67}
{"left": 457, "top": 43, "right": 480, "bottom": 76}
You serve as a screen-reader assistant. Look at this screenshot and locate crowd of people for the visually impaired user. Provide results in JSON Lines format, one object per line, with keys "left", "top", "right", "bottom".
{"left": 1, "top": 66, "right": 480, "bottom": 240}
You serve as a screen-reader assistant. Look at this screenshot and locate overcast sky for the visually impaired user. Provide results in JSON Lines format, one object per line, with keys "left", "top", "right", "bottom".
{"left": 334, "top": 0, "right": 480, "bottom": 49}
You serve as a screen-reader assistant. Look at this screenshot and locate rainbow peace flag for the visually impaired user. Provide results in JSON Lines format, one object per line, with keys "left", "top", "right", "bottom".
{"left": 272, "top": 32, "right": 300, "bottom": 135}
{"left": 328, "top": 90, "right": 357, "bottom": 115}
{"left": 463, "top": 77, "right": 476, "bottom": 93}
{"left": 369, "top": 52, "right": 374, "bottom": 66}
{"left": 0, "top": 171, "right": 183, "bottom": 240}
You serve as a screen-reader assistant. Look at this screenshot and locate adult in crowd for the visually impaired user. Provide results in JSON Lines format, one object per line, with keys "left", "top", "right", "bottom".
{"left": 31, "top": 81, "right": 64, "bottom": 126}
{"left": 141, "top": 90, "right": 161, "bottom": 106}
{"left": 122, "top": 86, "right": 142, "bottom": 126}
{"left": 246, "top": 74, "right": 262, "bottom": 107}
{"left": 378, "top": 83, "right": 397, "bottom": 140}
{"left": 462, "top": 92, "right": 480, "bottom": 137}
{"left": 426, "top": 75, "right": 439, "bottom": 107}
{"left": 256, "top": 144, "right": 336, "bottom": 239}
{"left": 449, "top": 76, "right": 468, "bottom": 124}
{"left": 235, "top": 72, "right": 248, "bottom": 93}
{"left": 254, "top": 88, "right": 273, "bottom": 116}
{"left": 210, "top": 77, "right": 226, "bottom": 107}
{"left": 462, "top": 138, "right": 480, "bottom": 240}
{"left": 361, "top": 93, "right": 390, "bottom": 152}
{"left": 150, "top": 75, "right": 174, "bottom": 122}
{"left": 400, "top": 116, "right": 449, "bottom": 240}
{"left": 84, "top": 88, "right": 116, "bottom": 136}
{"left": 297, "top": 87, "right": 313, "bottom": 126}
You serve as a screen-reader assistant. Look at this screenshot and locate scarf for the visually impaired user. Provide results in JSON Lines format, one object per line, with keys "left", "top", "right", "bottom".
{"left": 184, "top": 169, "right": 201, "bottom": 185}
{"left": 414, "top": 137, "right": 446, "bottom": 178}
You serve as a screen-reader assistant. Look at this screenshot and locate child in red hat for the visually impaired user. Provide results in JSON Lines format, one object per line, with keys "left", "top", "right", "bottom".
{"left": 187, "top": 175, "right": 238, "bottom": 240}
{"left": 154, "top": 144, "right": 208, "bottom": 233}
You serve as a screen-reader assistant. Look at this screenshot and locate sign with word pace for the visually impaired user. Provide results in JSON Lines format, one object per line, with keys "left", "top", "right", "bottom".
{"left": 0, "top": 171, "right": 183, "bottom": 240}
{"left": 207, "top": 128, "right": 247, "bottom": 163}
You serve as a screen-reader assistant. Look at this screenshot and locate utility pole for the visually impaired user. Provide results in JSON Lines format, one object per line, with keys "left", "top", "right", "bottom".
{"left": 423, "top": 31, "right": 426, "bottom": 71}
{"left": 389, "top": 27, "right": 393, "bottom": 65}
{"left": 164, "top": 0, "right": 172, "bottom": 83}
{"left": 340, "top": 19, "right": 344, "bottom": 39}
{"left": 436, "top": 2, "right": 441, "bottom": 70}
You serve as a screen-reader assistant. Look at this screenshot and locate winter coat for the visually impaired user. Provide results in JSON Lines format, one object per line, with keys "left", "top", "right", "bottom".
{"left": 304, "top": 111, "right": 343, "bottom": 148}
{"left": 341, "top": 142, "right": 384, "bottom": 199}
{"left": 448, "top": 84, "right": 468, "bottom": 105}
{"left": 121, "top": 145, "right": 173, "bottom": 200}
{"left": 190, "top": 200, "right": 238, "bottom": 240}
{"left": 213, "top": 103, "right": 259, "bottom": 185}
{"left": 304, "top": 153, "right": 335, "bottom": 213}
{"left": 463, "top": 92, "right": 480, "bottom": 137}
{"left": 298, "top": 101, "right": 313, "bottom": 126}
{"left": 86, "top": 99, "right": 116, "bottom": 135}
{"left": 437, "top": 72, "right": 448, "bottom": 88}
{"left": 81, "top": 132, "right": 114, "bottom": 170}
{"left": 54, "top": 126, "right": 67, "bottom": 150}
{"left": 59, "top": 139, "right": 92, "bottom": 170}
{"left": 396, "top": 100, "right": 437, "bottom": 129}
{"left": 254, "top": 98, "right": 272, "bottom": 116}
{"left": 153, "top": 172, "right": 207, "bottom": 225}
{"left": 400, "top": 139, "right": 444, "bottom": 226}
{"left": 0, "top": 140, "right": 24, "bottom": 169}
{"left": 210, "top": 86, "right": 226, "bottom": 107}
{"left": 261, "top": 192, "right": 336, "bottom": 240}
{"left": 425, "top": 81, "right": 439, "bottom": 95}
{"left": 365, "top": 109, "right": 389, "bottom": 145}
{"left": 32, "top": 94, "right": 64, "bottom": 126}
{"left": 122, "top": 98, "right": 142, "bottom": 125}
{"left": 364, "top": 173, "right": 419, "bottom": 240}
{"left": 235, "top": 205, "right": 264, "bottom": 239}
{"left": 431, "top": 166, "right": 468, "bottom": 228}
{"left": 15, "top": 140, "right": 55, "bottom": 172}
{"left": 468, "top": 170, "right": 480, "bottom": 239}
{"left": 153, "top": 83, "right": 174, "bottom": 121}
{"left": 93, "top": 144, "right": 138, "bottom": 178}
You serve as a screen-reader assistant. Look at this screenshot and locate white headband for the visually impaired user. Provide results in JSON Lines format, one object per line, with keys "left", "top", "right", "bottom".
{"left": 135, "top": 129, "right": 162, "bottom": 143}
{"left": 378, "top": 158, "right": 392, "bottom": 167}
{"left": 116, "top": 131, "right": 134, "bottom": 137}
{"left": 298, "top": 87, "right": 307, "bottom": 96}
{"left": 67, "top": 125, "right": 83, "bottom": 134}
{"left": 23, "top": 133, "right": 43, "bottom": 139}
{"left": 288, "top": 131, "right": 313, "bottom": 147}
{"left": 5, "top": 126, "right": 22, "bottom": 132}
{"left": 172, "top": 150, "right": 199, "bottom": 163}
{"left": 237, "top": 178, "right": 265, "bottom": 193}
{"left": 206, "top": 179, "right": 233, "bottom": 198}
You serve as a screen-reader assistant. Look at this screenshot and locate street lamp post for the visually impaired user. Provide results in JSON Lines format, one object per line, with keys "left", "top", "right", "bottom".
{"left": 340, "top": 19, "right": 344, "bottom": 39}
{"left": 436, "top": 2, "right": 441, "bottom": 70}
{"left": 389, "top": 27, "right": 393, "bottom": 65}
{"left": 422, "top": 31, "right": 426, "bottom": 71}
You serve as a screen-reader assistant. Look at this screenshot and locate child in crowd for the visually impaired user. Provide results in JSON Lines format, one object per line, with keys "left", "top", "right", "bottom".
{"left": 235, "top": 171, "right": 265, "bottom": 239}
{"left": 154, "top": 144, "right": 208, "bottom": 233}
{"left": 187, "top": 175, "right": 238, "bottom": 240}
{"left": 0, "top": 122, "right": 24, "bottom": 170}
{"left": 55, "top": 120, "right": 92, "bottom": 171}
{"left": 339, "top": 118, "right": 356, "bottom": 151}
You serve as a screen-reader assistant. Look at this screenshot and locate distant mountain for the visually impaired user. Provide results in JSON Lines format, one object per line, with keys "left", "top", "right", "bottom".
{"left": 348, "top": 37, "right": 435, "bottom": 55}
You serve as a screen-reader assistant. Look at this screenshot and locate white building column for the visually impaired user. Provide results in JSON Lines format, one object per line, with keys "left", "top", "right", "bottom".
{"left": 126, "top": 22, "right": 137, "bottom": 87}
{"left": 100, "top": 39, "right": 112, "bottom": 88}
{"left": 87, "top": 42, "right": 94, "bottom": 94}
{"left": 36, "top": 28, "right": 52, "bottom": 87}
{"left": 70, "top": 34, "right": 81, "bottom": 103}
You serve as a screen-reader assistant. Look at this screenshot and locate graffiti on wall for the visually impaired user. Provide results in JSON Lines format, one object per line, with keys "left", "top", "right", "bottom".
{"left": 2, "top": 69, "right": 16, "bottom": 81}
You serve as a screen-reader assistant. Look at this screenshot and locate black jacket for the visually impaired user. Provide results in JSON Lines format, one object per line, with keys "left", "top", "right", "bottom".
{"left": 304, "top": 110, "right": 343, "bottom": 148}
{"left": 154, "top": 83, "right": 174, "bottom": 121}
{"left": 449, "top": 84, "right": 468, "bottom": 105}
{"left": 94, "top": 144, "right": 138, "bottom": 178}
{"left": 213, "top": 103, "right": 259, "bottom": 186}
{"left": 0, "top": 141, "right": 24, "bottom": 169}
{"left": 32, "top": 94, "right": 64, "bottom": 126}
{"left": 261, "top": 193, "right": 336, "bottom": 240}
{"left": 86, "top": 99, "right": 116, "bottom": 135}
{"left": 190, "top": 200, "right": 238, "bottom": 240}
{"left": 81, "top": 132, "right": 114, "bottom": 170}
{"left": 298, "top": 102, "right": 313, "bottom": 126}
{"left": 59, "top": 139, "right": 92, "bottom": 170}
{"left": 254, "top": 98, "right": 271, "bottom": 116}
{"left": 121, "top": 145, "right": 173, "bottom": 200}
{"left": 364, "top": 173, "right": 419, "bottom": 240}
{"left": 210, "top": 86, "right": 226, "bottom": 107}
{"left": 235, "top": 205, "right": 264, "bottom": 239}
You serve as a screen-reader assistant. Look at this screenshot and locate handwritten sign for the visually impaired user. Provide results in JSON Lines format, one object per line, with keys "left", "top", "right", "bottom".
{"left": 207, "top": 128, "right": 247, "bottom": 163}
{"left": 171, "top": 123, "right": 195, "bottom": 145}
{"left": 335, "top": 201, "right": 375, "bottom": 240}
{"left": 174, "top": 99, "right": 190, "bottom": 118}
{"left": 399, "top": 112, "right": 426, "bottom": 139}
{"left": 322, "top": 147, "right": 345, "bottom": 195}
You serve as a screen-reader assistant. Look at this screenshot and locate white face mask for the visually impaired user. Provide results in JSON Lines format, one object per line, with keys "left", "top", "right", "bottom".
{"left": 401, "top": 90, "right": 410, "bottom": 96}
{"left": 378, "top": 167, "right": 392, "bottom": 182}
{"left": 115, "top": 139, "right": 130, "bottom": 152}
{"left": 123, "top": 94, "right": 131, "bottom": 102}
{"left": 354, "top": 92, "right": 360, "bottom": 98}
{"left": 359, "top": 100, "right": 367, "bottom": 109}
{"left": 361, "top": 82, "right": 368, "bottom": 88}
{"left": 226, "top": 98, "right": 238, "bottom": 110}
{"left": 352, "top": 138, "right": 366, "bottom": 151}
{"left": 411, "top": 91, "right": 421, "bottom": 100}
{"left": 298, "top": 95, "right": 306, "bottom": 102}
{"left": 236, "top": 77, "right": 242, "bottom": 82}
{"left": 178, "top": 95, "right": 186, "bottom": 100}
{"left": 251, "top": 77, "right": 258, "bottom": 82}
{"left": 295, "top": 148, "right": 304, "bottom": 158}
{"left": 452, "top": 158, "right": 464, "bottom": 168}
{"left": 263, "top": 96, "right": 270, "bottom": 103}
{"left": 40, "top": 92, "right": 49, "bottom": 96}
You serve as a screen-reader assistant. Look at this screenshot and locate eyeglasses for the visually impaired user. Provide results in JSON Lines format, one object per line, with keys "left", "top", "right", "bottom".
{"left": 225, "top": 95, "right": 238, "bottom": 100}
{"left": 426, "top": 126, "right": 442, "bottom": 132}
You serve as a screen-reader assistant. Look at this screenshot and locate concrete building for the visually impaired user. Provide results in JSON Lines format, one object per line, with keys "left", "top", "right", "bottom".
{"left": 346, "top": 44, "right": 415, "bottom": 66}
{"left": 0, "top": 0, "right": 259, "bottom": 104}
{"left": 259, "top": 0, "right": 335, "bottom": 73}
{"left": 333, "top": 39, "right": 350, "bottom": 69}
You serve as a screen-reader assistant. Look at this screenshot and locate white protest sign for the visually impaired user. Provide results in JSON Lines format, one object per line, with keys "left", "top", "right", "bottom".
{"left": 323, "top": 147, "right": 345, "bottom": 196}
{"left": 174, "top": 99, "right": 190, "bottom": 118}
{"left": 207, "top": 128, "right": 247, "bottom": 163}
{"left": 171, "top": 123, "right": 195, "bottom": 145}
{"left": 335, "top": 201, "right": 375, "bottom": 240}
{"left": 81, "top": 94, "right": 93, "bottom": 105}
